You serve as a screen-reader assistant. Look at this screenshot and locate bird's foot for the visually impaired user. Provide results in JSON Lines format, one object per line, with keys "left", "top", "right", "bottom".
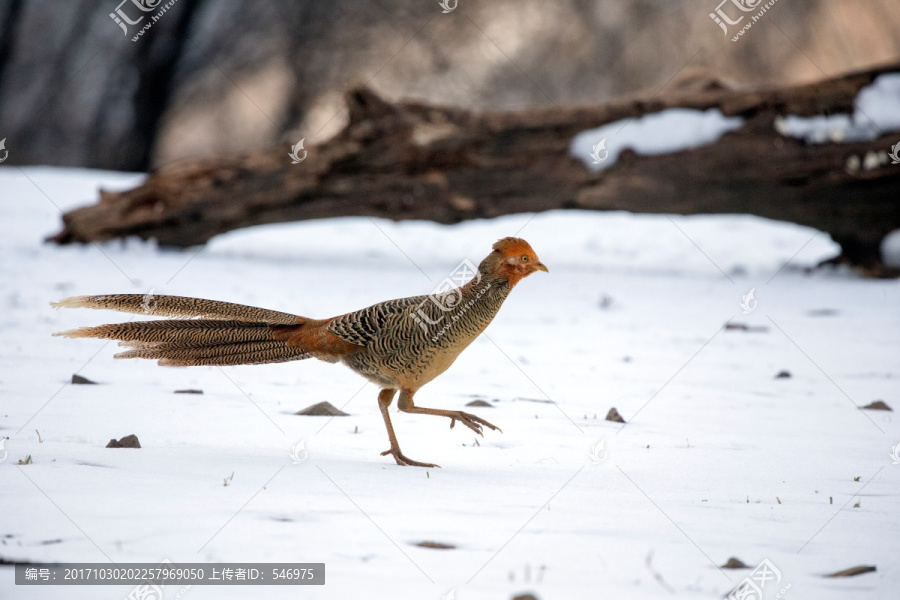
{"left": 380, "top": 447, "right": 441, "bottom": 468}
{"left": 448, "top": 411, "right": 502, "bottom": 436}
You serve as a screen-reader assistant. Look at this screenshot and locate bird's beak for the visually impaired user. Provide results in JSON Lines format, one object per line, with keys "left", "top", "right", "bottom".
{"left": 535, "top": 262, "right": 549, "bottom": 273}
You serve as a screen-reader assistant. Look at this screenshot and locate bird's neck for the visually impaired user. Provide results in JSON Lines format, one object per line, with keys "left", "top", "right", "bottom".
{"left": 458, "top": 273, "right": 510, "bottom": 322}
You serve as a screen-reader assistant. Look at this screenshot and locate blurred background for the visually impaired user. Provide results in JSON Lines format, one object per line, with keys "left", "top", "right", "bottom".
{"left": 1, "top": 0, "right": 898, "bottom": 172}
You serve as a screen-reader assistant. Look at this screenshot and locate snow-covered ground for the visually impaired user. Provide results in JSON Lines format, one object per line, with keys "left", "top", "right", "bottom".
{"left": 1, "top": 167, "right": 898, "bottom": 600}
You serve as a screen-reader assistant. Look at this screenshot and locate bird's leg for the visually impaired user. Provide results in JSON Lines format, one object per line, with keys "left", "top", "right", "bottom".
{"left": 377, "top": 388, "right": 440, "bottom": 468}
{"left": 397, "top": 389, "right": 501, "bottom": 437}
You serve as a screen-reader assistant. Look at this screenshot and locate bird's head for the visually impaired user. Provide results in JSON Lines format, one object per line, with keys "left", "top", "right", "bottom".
{"left": 482, "top": 237, "right": 548, "bottom": 287}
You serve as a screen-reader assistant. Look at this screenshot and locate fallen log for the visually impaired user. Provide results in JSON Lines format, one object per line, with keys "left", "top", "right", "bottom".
{"left": 50, "top": 62, "right": 900, "bottom": 275}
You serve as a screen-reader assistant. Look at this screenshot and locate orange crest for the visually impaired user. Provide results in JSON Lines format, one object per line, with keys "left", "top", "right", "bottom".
{"left": 492, "top": 237, "right": 537, "bottom": 261}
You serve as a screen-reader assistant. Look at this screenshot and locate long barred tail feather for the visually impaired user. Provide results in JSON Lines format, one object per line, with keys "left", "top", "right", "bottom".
{"left": 51, "top": 294, "right": 299, "bottom": 324}
{"left": 57, "top": 319, "right": 279, "bottom": 348}
{"left": 116, "top": 340, "right": 310, "bottom": 366}
{"left": 52, "top": 294, "right": 310, "bottom": 367}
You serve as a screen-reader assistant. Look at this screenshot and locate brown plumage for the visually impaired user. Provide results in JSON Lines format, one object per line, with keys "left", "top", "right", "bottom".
{"left": 52, "top": 237, "right": 548, "bottom": 467}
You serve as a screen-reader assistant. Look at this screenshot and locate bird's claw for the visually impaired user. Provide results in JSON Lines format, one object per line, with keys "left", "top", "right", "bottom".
{"left": 380, "top": 447, "right": 441, "bottom": 468}
{"left": 449, "top": 411, "right": 501, "bottom": 436}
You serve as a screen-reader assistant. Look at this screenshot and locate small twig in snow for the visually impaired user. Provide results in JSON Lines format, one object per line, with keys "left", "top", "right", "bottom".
{"left": 645, "top": 550, "right": 676, "bottom": 594}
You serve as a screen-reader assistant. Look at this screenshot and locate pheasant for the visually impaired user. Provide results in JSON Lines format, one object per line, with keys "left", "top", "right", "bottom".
{"left": 52, "top": 237, "right": 548, "bottom": 467}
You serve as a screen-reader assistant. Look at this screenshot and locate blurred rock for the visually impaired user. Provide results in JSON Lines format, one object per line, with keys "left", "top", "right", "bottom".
{"left": 605, "top": 407, "right": 625, "bottom": 423}
{"left": 295, "top": 401, "right": 348, "bottom": 416}
{"left": 722, "top": 557, "right": 749, "bottom": 569}
{"left": 466, "top": 400, "right": 492, "bottom": 407}
{"left": 106, "top": 434, "right": 141, "bottom": 448}
{"left": 414, "top": 541, "right": 455, "bottom": 549}
{"left": 726, "top": 323, "right": 769, "bottom": 332}
{"left": 825, "top": 565, "right": 876, "bottom": 577}
{"left": 861, "top": 400, "right": 891, "bottom": 411}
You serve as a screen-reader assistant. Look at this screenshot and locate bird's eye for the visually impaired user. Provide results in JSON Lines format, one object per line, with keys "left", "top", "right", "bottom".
{"left": 521, "top": 255, "right": 529, "bottom": 262}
